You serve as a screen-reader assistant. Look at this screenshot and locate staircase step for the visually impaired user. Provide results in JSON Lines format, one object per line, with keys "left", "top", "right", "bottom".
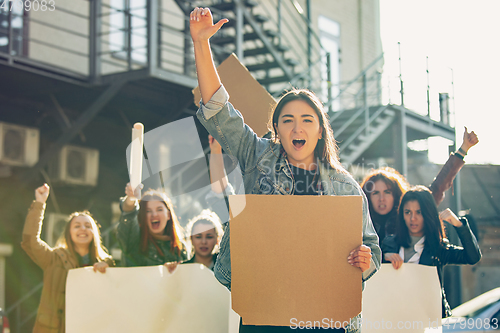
{"left": 246, "top": 59, "right": 298, "bottom": 71}
{"left": 212, "top": 30, "right": 278, "bottom": 46}
{"left": 221, "top": 14, "right": 268, "bottom": 28}
{"left": 254, "top": 14, "right": 269, "bottom": 23}
{"left": 211, "top": 0, "right": 258, "bottom": 12}
{"left": 339, "top": 106, "right": 396, "bottom": 163}
{"left": 243, "top": 43, "right": 291, "bottom": 57}
{"left": 276, "top": 44, "right": 290, "bottom": 52}
{"left": 258, "top": 75, "right": 290, "bottom": 85}
{"left": 244, "top": 47, "right": 271, "bottom": 56}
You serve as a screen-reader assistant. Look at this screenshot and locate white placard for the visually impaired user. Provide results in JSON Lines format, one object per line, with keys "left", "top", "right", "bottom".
{"left": 66, "top": 264, "right": 240, "bottom": 333}
{"left": 362, "top": 264, "right": 442, "bottom": 333}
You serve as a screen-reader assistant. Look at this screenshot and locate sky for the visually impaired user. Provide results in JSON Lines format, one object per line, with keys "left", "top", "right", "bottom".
{"left": 379, "top": 0, "right": 500, "bottom": 165}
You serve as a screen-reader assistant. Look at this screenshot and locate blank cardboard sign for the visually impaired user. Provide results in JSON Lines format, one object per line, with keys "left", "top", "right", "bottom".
{"left": 192, "top": 54, "right": 276, "bottom": 137}
{"left": 229, "top": 195, "right": 363, "bottom": 327}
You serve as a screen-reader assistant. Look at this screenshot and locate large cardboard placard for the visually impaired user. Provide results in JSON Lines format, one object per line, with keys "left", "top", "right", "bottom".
{"left": 66, "top": 264, "right": 240, "bottom": 333}
{"left": 362, "top": 264, "right": 442, "bottom": 333}
{"left": 229, "top": 195, "right": 363, "bottom": 327}
{"left": 193, "top": 54, "right": 276, "bottom": 137}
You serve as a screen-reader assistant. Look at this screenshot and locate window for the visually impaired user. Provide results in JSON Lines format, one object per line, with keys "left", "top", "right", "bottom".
{"left": 0, "top": 1, "right": 27, "bottom": 56}
{"left": 109, "top": 0, "right": 147, "bottom": 64}
{"left": 318, "top": 16, "right": 340, "bottom": 111}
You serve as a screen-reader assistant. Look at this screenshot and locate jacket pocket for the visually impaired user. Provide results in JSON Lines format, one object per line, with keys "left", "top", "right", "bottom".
{"left": 37, "top": 310, "right": 61, "bottom": 330}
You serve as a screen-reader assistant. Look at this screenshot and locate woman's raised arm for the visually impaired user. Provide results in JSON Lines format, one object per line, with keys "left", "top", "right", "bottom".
{"left": 190, "top": 7, "right": 228, "bottom": 104}
{"left": 21, "top": 184, "right": 55, "bottom": 270}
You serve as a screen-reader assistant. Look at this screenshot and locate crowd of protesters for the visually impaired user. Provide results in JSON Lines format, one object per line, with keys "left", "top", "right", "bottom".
{"left": 20, "top": 6, "right": 481, "bottom": 333}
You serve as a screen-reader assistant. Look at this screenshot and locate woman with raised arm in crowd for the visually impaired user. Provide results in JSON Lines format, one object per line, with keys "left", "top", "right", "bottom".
{"left": 190, "top": 7, "right": 380, "bottom": 332}
{"left": 381, "top": 186, "right": 481, "bottom": 317}
{"left": 361, "top": 127, "right": 479, "bottom": 241}
{"left": 117, "top": 184, "right": 187, "bottom": 267}
{"left": 21, "top": 184, "right": 114, "bottom": 333}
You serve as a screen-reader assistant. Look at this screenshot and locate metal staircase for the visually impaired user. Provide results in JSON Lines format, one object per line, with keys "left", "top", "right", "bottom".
{"left": 176, "top": 0, "right": 328, "bottom": 95}
{"left": 334, "top": 105, "right": 395, "bottom": 164}
{"left": 323, "top": 53, "right": 395, "bottom": 165}
{"left": 4, "top": 2, "right": 389, "bottom": 331}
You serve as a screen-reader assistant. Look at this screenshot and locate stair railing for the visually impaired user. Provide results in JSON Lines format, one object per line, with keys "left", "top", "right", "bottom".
{"left": 6, "top": 282, "right": 43, "bottom": 333}
{"left": 253, "top": 0, "right": 329, "bottom": 93}
{"left": 339, "top": 104, "right": 392, "bottom": 164}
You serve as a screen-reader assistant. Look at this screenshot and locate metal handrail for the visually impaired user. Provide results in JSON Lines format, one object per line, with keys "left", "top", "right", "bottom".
{"left": 254, "top": 0, "right": 327, "bottom": 89}
{"left": 339, "top": 105, "right": 391, "bottom": 151}
{"left": 6, "top": 282, "right": 43, "bottom": 333}
{"left": 327, "top": 52, "right": 384, "bottom": 114}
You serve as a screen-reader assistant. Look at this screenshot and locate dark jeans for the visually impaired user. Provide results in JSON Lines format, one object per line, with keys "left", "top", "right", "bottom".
{"left": 239, "top": 319, "right": 346, "bottom": 332}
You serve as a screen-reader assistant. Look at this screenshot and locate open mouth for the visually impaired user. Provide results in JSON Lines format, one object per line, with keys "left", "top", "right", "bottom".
{"left": 151, "top": 221, "right": 160, "bottom": 229}
{"left": 292, "top": 139, "right": 306, "bottom": 148}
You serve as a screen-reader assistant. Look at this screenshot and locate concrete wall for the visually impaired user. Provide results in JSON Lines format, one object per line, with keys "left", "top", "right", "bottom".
{"left": 28, "top": 0, "right": 89, "bottom": 75}
{"left": 309, "top": 0, "right": 383, "bottom": 82}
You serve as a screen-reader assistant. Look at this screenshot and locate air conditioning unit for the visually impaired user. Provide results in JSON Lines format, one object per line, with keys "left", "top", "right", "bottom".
{"left": 44, "top": 213, "right": 68, "bottom": 247}
{"left": 0, "top": 122, "right": 39, "bottom": 166}
{"left": 50, "top": 145, "right": 99, "bottom": 186}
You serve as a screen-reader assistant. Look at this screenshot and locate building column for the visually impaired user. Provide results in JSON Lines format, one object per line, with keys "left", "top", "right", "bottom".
{"left": 0, "top": 243, "right": 13, "bottom": 309}
{"left": 393, "top": 109, "right": 407, "bottom": 176}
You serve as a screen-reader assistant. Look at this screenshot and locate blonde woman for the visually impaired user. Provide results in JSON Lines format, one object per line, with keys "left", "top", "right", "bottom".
{"left": 21, "top": 184, "right": 114, "bottom": 332}
{"left": 183, "top": 209, "right": 224, "bottom": 270}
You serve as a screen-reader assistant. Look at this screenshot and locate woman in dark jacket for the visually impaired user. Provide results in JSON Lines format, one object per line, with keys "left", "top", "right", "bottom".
{"left": 361, "top": 127, "right": 479, "bottom": 242}
{"left": 382, "top": 186, "right": 481, "bottom": 317}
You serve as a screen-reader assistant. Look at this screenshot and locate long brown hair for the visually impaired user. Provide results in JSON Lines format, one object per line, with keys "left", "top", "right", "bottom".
{"left": 56, "top": 211, "right": 111, "bottom": 265}
{"left": 138, "top": 189, "right": 184, "bottom": 257}
{"left": 397, "top": 186, "right": 446, "bottom": 255}
{"left": 268, "top": 89, "right": 346, "bottom": 173}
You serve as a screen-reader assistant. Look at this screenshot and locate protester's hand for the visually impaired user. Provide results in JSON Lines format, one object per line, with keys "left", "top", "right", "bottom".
{"left": 348, "top": 245, "right": 372, "bottom": 272}
{"left": 93, "top": 262, "right": 109, "bottom": 273}
{"left": 125, "top": 182, "right": 142, "bottom": 201}
{"left": 164, "top": 261, "right": 179, "bottom": 273}
{"left": 190, "top": 7, "right": 228, "bottom": 42}
{"left": 35, "top": 184, "right": 50, "bottom": 204}
{"left": 461, "top": 126, "right": 478, "bottom": 153}
{"left": 208, "top": 134, "right": 222, "bottom": 154}
{"left": 384, "top": 253, "right": 403, "bottom": 270}
{"left": 439, "top": 208, "right": 462, "bottom": 228}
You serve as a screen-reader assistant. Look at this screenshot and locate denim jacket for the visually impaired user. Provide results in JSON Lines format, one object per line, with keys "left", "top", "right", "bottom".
{"left": 197, "top": 86, "right": 381, "bottom": 331}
